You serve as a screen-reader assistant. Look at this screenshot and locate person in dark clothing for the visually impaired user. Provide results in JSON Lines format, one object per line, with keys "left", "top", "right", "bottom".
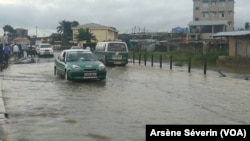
{"left": 18, "top": 44, "right": 23, "bottom": 58}
{"left": 3, "top": 44, "right": 11, "bottom": 67}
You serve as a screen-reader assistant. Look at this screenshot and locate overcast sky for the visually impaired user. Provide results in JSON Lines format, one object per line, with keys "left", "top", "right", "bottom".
{"left": 0, "top": 0, "right": 249, "bottom": 36}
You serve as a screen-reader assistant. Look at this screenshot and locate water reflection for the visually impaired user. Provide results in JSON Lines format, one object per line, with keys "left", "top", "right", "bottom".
{"left": 2, "top": 62, "right": 250, "bottom": 141}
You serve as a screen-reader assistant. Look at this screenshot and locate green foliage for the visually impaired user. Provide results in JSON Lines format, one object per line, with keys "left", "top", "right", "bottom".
{"left": 57, "top": 20, "right": 79, "bottom": 45}
{"left": 3, "top": 25, "right": 15, "bottom": 34}
{"left": 129, "top": 51, "right": 228, "bottom": 68}
{"left": 76, "top": 28, "right": 96, "bottom": 44}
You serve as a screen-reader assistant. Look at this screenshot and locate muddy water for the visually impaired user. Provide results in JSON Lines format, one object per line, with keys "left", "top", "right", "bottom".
{"left": 2, "top": 62, "right": 250, "bottom": 141}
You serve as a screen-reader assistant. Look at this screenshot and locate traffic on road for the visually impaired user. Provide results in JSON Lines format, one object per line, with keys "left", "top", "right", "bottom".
{"left": 1, "top": 50, "right": 250, "bottom": 141}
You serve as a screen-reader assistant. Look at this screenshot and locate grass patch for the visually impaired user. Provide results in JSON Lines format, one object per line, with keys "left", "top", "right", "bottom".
{"left": 129, "top": 51, "right": 228, "bottom": 69}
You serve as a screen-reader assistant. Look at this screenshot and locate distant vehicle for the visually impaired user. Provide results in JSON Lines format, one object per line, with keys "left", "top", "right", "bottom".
{"left": 54, "top": 49, "right": 107, "bottom": 81}
{"left": 36, "top": 43, "right": 54, "bottom": 57}
{"left": 21, "top": 44, "right": 29, "bottom": 51}
{"left": 71, "top": 46, "right": 82, "bottom": 50}
{"left": 26, "top": 45, "right": 37, "bottom": 57}
{"left": 94, "top": 41, "right": 129, "bottom": 66}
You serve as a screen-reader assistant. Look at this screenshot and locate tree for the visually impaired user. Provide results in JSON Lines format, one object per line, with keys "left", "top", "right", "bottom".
{"left": 3, "top": 25, "right": 15, "bottom": 35}
{"left": 57, "top": 20, "right": 79, "bottom": 45}
{"left": 245, "top": 22, "right": 250, "bottom": 30}
{"left": 76, "top": 28, "right": 96, "bottom": 44}
{"left": 71, "top": 21, "right": 79, "bottom": 27}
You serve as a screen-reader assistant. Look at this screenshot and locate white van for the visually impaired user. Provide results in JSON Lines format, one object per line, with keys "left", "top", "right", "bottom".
{"left": 95, "top": 41, "right": 129, "bottom": 65}
{"left": 36, "top": 43, "right": 54, "bottom": 57}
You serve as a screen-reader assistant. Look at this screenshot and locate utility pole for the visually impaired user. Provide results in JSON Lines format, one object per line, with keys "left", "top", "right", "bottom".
{"left": 36, "top": 26, "right": 38, "bottom": 37}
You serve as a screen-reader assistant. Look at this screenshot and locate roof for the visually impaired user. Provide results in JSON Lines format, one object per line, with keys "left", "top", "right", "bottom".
{"left": 74, "top": 23, "right": 118, "bottom": 32}
{"left": 76, "top": 23, "right": 108, "bottom": 29}
{"left": 189, "top": 20, "right": 228, "bottom": 26}
{"left": 64, "top": 49, "right": 91, "bottom": 53}
{"left": 15, "top": 28, "right": 28, "bottom": 31}
{"left": 213, "top": 30, "right": 250, "bottom": 37}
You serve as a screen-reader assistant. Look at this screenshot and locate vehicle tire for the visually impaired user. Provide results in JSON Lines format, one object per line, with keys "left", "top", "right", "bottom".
{"left": 64, "top": 70, "right": 69, "bottom": 80}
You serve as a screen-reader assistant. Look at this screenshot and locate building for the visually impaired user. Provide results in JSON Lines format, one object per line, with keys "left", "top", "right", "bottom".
{"left": 72, "top": 23, "right": 119, "bottom": 45}
{"left": 213, "top": 30, "right": 250, "bottom": 73}
{"left": 188, "top": 0, "right": 235, "bottom": 42}
{"left": 15, "top": 28, "right": 28, "bottom": 37}
{"left": 214, "top": 31, "right": 250, "bottom": 57}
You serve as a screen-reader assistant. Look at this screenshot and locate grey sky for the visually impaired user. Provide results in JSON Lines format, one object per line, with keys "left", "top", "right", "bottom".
{"left": 0, "top": 0, "right": 249, "bottom": 36}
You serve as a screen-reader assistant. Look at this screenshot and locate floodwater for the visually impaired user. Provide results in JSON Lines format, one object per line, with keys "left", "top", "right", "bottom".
{"left": 1, "top": 61, "right": 250, "bottom": 141}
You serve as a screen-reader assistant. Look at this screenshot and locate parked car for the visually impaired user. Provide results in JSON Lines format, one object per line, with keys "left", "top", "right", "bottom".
{"left": 27, "top": 45, "right": 37, "bottom": 57}
{"left": 54, "top": 49, "right": 107, "bottom": 81}
{"left": 37, "top": 43, "right": 54, "bottom": 57}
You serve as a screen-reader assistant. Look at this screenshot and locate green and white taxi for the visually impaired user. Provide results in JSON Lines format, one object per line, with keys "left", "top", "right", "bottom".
{"left": 54, "top": 49, "right": 107, "bottom": 81}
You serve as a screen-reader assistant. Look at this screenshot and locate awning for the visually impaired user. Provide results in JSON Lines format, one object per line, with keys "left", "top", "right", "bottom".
{"left": 213, "top": 30, "right": 250, "bottom": 37}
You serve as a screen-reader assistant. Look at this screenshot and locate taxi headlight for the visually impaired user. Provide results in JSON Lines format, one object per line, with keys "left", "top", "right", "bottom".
{"left": 72, "top": 65, "right": 81, "bottom": 71}
{"left": 98, "top": 64, "right": 106, "bottom": 70}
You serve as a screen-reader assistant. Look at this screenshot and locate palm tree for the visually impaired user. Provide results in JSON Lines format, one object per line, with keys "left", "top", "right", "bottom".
{"left": 3, "top": 25, "right": 15, "bottom": 35}
{"left": 57, "top": 20, "right": 75, "bottom": 45}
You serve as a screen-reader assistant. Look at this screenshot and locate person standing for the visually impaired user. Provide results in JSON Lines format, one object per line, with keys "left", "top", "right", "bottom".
{"left": 13, "top": 43, "right": 20, "bottom": 62}
{"left": 3, "top": 44, "right": 10, "bottom": 67}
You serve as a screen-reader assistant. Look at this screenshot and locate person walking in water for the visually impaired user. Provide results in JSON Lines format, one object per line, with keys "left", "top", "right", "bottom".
{"left": 13, "top": 43, "right": 20, "bottom": 62}
{"left": 3, "top": 43, "right": 10, "bottom": 67}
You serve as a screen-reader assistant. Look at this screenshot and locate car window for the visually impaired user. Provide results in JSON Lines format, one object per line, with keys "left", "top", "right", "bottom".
{"left": 40, "top": 45, "right": 52, "bottom": 48}
{"left": 66, "top": 51, "right": 98, "bottom": 62}
{"left": 71, "top": 46, "right": 81, "bottom": 49}
{"left": 107, "top": 43, "right": 127, "bottom": 52}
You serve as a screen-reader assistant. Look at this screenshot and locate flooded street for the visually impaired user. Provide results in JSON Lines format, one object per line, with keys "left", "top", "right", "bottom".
{"left": 1, "top": 59, "right": 250, "bottom": 141}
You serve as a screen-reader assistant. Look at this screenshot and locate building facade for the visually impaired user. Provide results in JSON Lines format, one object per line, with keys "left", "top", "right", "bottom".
{"left": 188, "top": 0, "right": 235, "bottom": 42}
{"left": 72, "top": 23, "right": 119, "bottom": 45}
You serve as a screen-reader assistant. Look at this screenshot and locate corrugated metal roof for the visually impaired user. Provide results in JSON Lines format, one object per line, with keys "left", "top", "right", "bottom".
{"left": 77, "top": 23, "right": 108, "bottom": 29}
{"left": 189, "top": 20, "right": 228, "bottom": 26}
{"left": 74, "top": 23, "right": 118, "bottom": 32}
{"left": 213, "top": 30, "right": 250, "bottom": 37}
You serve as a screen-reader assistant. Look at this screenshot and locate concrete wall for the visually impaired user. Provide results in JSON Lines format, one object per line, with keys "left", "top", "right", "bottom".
{"left": 217, "top": 56, "right": 250, "bottom": 73}
{"left": 228, "top": 36, "right": 250, "bottom": 57}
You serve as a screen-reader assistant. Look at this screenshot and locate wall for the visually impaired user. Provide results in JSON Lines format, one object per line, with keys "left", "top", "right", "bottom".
{"left": 228, "top": 36, "right": 250, "bottom": 57}
{"left": 217, "top": 56, "right": 250, "bottom": 73}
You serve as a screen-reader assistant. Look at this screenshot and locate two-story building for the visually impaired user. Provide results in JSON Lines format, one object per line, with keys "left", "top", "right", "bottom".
{"left": 72, "top": 23, "right": 119, "bottom": 46}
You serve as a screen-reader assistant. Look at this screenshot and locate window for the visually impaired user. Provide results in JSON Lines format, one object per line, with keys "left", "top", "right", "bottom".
{"left": 219, "top": 12, "right": 225, "bottom": 18}
{"left": 195, "top": 17, "right": 199, "bottom": 21}
{"left": 211, "top": 0, "right": 217, "bottom": 5}
{"left": 203, "top": 12, "right": 209, "bottom": 18}
{"left": 236, "top": 42, "right": 242, "bottom": 57}
{"left": 219, "top": 0, "right": 225, "bottom": 7}
{"left": 200, "top": 25, "right": 212, "bottom": 33}
{"left": 214, "top": 25, "right": 224, "bottom": 33}
{"left": 190, "top": 26, "right": 198, "bottom": 33}
{"left": 202, "top": 0, "right": 209, "bottom": 8}
{"left": 210, "top": 11, "right": 216, "bottom": 16}
{"left": 195, "top": 7, "right": 200, "bottom": 10}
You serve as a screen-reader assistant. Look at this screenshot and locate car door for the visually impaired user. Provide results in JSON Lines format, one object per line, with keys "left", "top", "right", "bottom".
{"left": 56, "top": 51, "right": 66, "bottom": 75}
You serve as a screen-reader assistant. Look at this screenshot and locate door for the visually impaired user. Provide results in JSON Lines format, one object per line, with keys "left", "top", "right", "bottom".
{"left": 236, "top": 42, "right": 242, "bottom": 57}
{"left": 56, "top": 51, "right": 66, "bottom": 75}
{"left": 247, "top": 43, "right": 250, "bottom": 57}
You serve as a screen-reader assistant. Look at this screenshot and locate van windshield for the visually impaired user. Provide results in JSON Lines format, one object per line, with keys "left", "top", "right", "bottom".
{"left": 40, "top": 45, "right": 52, "bottom": 48}
{"left": 107, "top": 43, "right": 127, "bottom": 52}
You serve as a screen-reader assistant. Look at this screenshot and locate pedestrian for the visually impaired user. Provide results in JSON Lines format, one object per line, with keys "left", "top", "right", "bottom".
{"left": 3, "top": 43, "right": 10, "bottom": 67}
{"left": 18, "top": 44, "right": 23, "bottom": 58}
{"left": 13, "top": 43, "right": 20, "bottom": 62}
